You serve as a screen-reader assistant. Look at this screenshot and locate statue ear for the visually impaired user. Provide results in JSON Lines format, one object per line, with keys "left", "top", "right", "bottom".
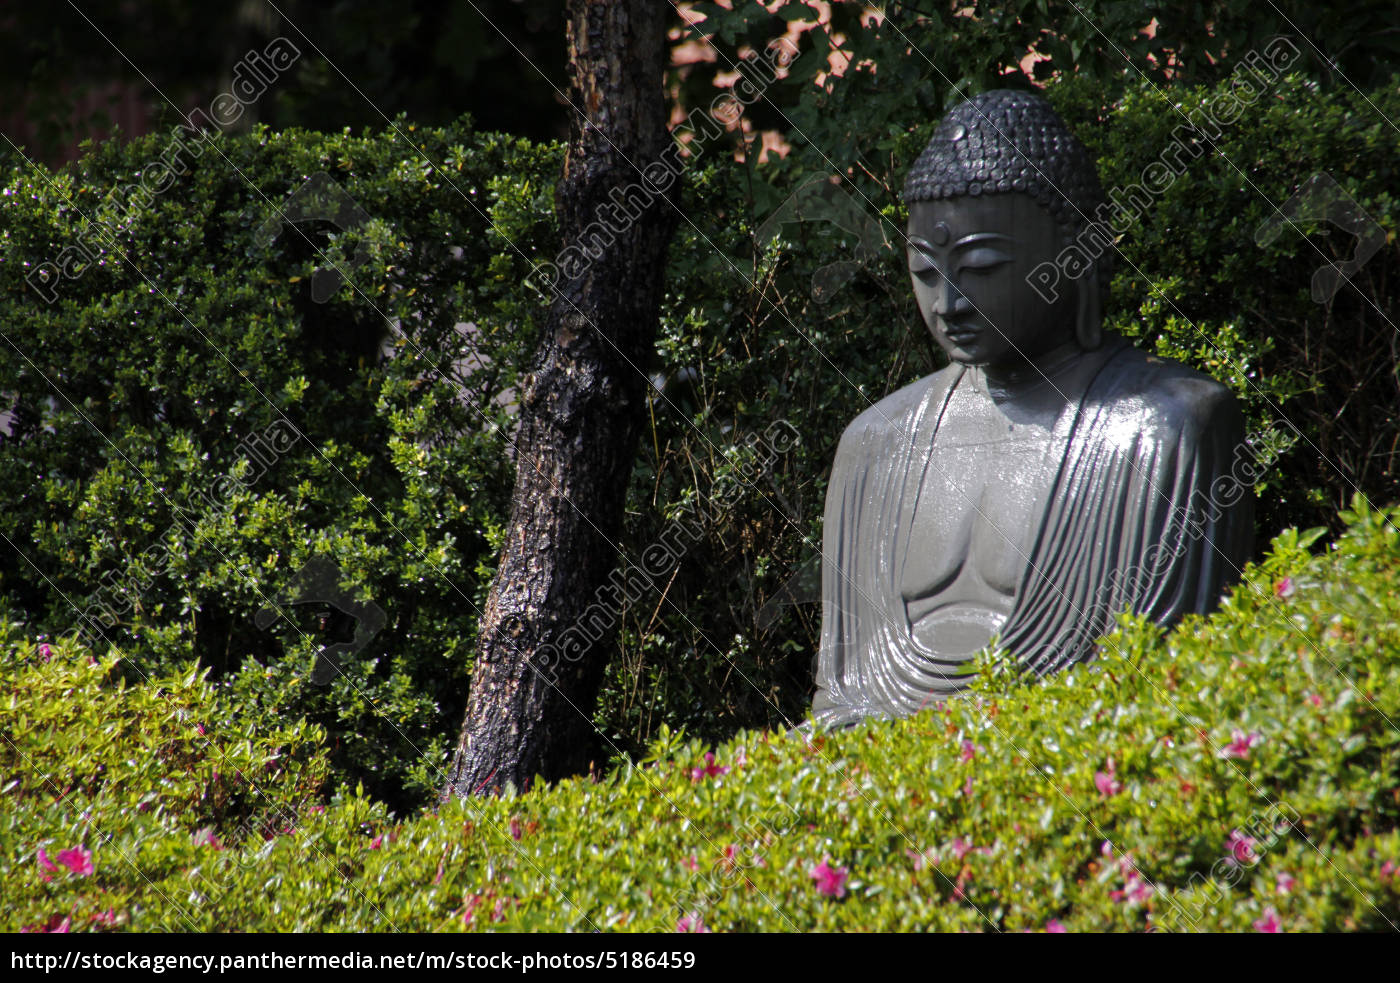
{"left": 1075, "top": 264, "right": 1103, "bottom": 351}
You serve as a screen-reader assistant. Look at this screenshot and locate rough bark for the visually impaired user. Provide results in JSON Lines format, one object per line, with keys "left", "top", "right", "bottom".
{"left": 444, "top": 0, "right": 677, "bottom": 797}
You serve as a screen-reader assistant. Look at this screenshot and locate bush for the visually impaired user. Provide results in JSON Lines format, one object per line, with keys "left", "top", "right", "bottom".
{"left": 0, "top": 116, "right": 560, "bottom": 809}
{"left": 2, "top": 71, "right": 1397, "bottom": 800}
{"left": 7, "top": 501, "right": 1399, "bottom": 932}
{"left": 0, "top": 624, "right": 331, "bottom": 932}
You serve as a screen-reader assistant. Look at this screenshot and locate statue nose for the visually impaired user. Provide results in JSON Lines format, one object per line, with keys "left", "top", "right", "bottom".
{"left": 933, "top": 277, "right": 970, "bottom": 318}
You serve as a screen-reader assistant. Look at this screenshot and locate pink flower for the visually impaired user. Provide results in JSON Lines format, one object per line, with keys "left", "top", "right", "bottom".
{"left": 1221, "top": 730, "right": 1262, "bottom": 759}
{"left": 681, "top": 854, "right": 700, "bottom": 873}
{"left": 1306, "top": 693, "right": 1323, "bottom": 709}
{"left": 960, "top": 740, "right": 980, "bottom": 763}
{"left": 38, "top": 643, "right": 51, "bottom": 661}
{"left": 55, "top": 846, "right": 93, "bottom": 876}
{"left": 676, "top": 912, "right": 710, "bottom": 933}
{"left": 369, "top": 835, "right": 383, "bottom": 850}
{"left": 22, "top": 914, "right": 72, "bottom": 933}
{"left": 810, "top": 858, "right": 849, "bottom": 899}
{"left": 91, "top": 909, "right": 116, "bottom": 927}
{"left": 905, "top": 848, "right": 930, "bottom": 872}
{"left": 1226, "top": 829, "right": 1259, "bottom": 865}
{"left": 37, "top": 848, "right": 58, "bottom": 881}
{"left": 195, "top": 829, "right": 223, "bottom": 851}
{"left": 962, "top": 776, "right": 974, "bottom": 797}
{"left": 1274, "top": 577, "right": 1295, "bottom": 599}
{"left": 1381, "top": 860, "right": 1396, "bottom": 879}
{"left": 461, "top": 893, "right": 484, "bottom": 924}
{"left": 509, "top": 817, "right": 523, "bottom": 841}
{"left": 195, "top": 723, "right": 206, "bottom": 736}
{"left": 1045, "top": 919, "right": 1067, "bottom": 933}
{"left": 1094, "top": 767, "right": 1122, "bottom": 797}
{"left": 1110, "top": 870, "right": 1154, "bottom": 905}
{"left": 690, "top": 752, "right": 729, "bottom": 782}
{"left": 1275, "top": 872, "right": 1295, "bottom": 895}
{"left": 951, "top": 837, "right": 974, "bottom": 861}
{"left": 1253, "top": 906, "right": 1282, "bottom": 932}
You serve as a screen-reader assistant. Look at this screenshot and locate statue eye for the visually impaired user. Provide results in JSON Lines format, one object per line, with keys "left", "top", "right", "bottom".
{"left": 958, "top": 248, "right": 1012, "bottom": 273}
{"left": 908, "top": 248, "right": 941, "bottom": 278}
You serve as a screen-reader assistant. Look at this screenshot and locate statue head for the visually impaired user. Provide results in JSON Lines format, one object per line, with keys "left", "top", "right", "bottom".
{"left": 903, "top": 89, "right": 1109, "bottom": 368}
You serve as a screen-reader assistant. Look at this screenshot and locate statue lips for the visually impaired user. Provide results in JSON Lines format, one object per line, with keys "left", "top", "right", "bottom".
{"left": 941, "top": 322, "right": 982, "bottom": 347}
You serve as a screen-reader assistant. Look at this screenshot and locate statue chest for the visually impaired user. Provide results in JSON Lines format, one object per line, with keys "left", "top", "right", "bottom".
{"left": 900, "top": 384, "right": 1065, "bottom": 614}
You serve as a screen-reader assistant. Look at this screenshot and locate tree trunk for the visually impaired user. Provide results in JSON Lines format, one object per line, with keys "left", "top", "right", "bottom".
{"left": 444, "top": 0, "right": 678, "bottom": 797}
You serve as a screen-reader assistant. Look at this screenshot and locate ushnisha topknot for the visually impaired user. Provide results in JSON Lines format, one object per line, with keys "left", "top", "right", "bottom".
{"left": 903, "top": 88, "right": 1105, "bottom": 243}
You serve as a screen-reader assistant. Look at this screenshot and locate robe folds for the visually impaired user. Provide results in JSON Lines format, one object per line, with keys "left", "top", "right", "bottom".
{"left": 812, "top": 335, "right": 1254, "bottom": 728}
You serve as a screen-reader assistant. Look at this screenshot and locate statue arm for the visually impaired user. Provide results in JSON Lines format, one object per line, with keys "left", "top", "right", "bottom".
{"left": 811, "top": 376, "right": 947, "bottom": 726}
{"left": 812, "top": 421, "right": 872, "bottom": 727}
{"left": 1130, "top": 379, "right": 1255, "bottom": 624}
{"left": 1001, "top": 369, "right": 1254, "bottom": 676}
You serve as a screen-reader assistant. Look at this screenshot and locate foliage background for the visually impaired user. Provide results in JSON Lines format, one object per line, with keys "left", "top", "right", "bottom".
{"left": 0, "top": 1, "right": 1397, "bottom": 823}
{"left": 0, "top": 120, "right": 560, "bottom": 809}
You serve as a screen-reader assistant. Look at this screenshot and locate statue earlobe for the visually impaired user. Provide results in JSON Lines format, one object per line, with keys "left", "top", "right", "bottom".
{"left": 1076, "top": 267, "right": 1103, "bottom": 351}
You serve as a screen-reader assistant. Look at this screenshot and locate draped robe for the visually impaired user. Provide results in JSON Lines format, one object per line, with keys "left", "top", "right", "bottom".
{"left": 813, "top": 336, "right": 1254, "bottom": 727}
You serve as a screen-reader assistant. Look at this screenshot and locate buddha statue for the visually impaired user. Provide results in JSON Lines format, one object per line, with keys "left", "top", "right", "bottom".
{"left": 812, "top": 90, "right": 1254, "bottom": 728}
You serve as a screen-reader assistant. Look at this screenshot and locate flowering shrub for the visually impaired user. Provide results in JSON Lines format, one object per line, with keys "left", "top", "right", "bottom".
{"left": 0, "top": 628, "right": 330, "bottom": 931}
{"left": 6, "top": 500, "right": 1399, "bottom": 932}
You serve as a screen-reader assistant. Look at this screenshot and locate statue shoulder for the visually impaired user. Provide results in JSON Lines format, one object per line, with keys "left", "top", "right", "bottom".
{"left": 1094, "top": 347, "right": 1243, "bottom": 440}
{"left": 836, "top": 367, "right": 958, "bottom": 453}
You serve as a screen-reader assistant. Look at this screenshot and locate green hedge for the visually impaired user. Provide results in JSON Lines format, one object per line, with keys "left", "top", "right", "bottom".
{"left": 0, "top": 117, "right": 561, "bottom": 809}
{"left": 7, "top": 501, "right": 1399, "bottom": 931}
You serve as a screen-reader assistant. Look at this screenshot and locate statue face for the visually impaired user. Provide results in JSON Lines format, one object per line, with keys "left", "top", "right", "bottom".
{"left": 907, "top": 195, "right": 1076, "bottom": 368}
